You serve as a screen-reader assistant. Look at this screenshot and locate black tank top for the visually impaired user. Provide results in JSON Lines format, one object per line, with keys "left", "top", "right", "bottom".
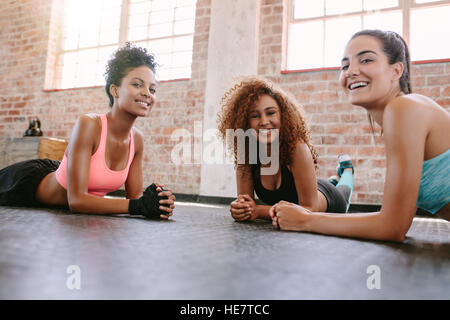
{"left": 252, "top": 164, "right": 299, "bottom": 205}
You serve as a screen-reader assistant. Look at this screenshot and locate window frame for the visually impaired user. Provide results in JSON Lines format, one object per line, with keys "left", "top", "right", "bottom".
{"left": 282, "top": 0, "right": 450, "bottom": 74}
{"left": 51, "top": 0, "right": 197, "bottom": 91}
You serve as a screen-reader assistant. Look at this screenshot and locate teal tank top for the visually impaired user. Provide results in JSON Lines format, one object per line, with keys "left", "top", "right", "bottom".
{"left": 416, "top": 149, "right": 450, "bottom": 214}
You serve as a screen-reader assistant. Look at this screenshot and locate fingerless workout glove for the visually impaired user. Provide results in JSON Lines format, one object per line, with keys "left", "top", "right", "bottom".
{"left": 128, "top": 183, "right": 170, "bottom": 218}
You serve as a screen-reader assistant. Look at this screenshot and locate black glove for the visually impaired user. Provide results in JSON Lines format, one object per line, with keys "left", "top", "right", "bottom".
{"left": 128, "top": 183, "right": 170, "bottom": 218}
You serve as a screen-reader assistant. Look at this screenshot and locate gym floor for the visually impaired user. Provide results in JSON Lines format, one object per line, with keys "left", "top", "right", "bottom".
{"left": 0, "top": 202, "right": 448, "bottom": 300}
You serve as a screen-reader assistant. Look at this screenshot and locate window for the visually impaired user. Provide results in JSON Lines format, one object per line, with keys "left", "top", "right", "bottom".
{"left": 285, "top": 0, "right": 450, "bottom": 72}
{"left": 126, "top": 0, "right": 196, "bottom": 81}
{"left": 54, "top": 0, "right": 197, "bottom": 89}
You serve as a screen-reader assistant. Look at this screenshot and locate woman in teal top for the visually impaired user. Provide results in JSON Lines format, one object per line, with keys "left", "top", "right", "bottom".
{"left": 270, "top": 30, "right": 449, "bottom": 242}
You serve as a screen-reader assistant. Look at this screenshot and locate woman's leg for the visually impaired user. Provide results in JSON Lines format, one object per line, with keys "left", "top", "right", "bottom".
{"left": 0, "top": 159, "right": 60, "bottom": 207}
{"left": 317, "top": 155, "right": 355, "bottom": 213}
{"left": 336, "top": 169, "right": 354, "bottom": 213}
{"left": 335, "top": 154, "right": 355, "bottom": 212}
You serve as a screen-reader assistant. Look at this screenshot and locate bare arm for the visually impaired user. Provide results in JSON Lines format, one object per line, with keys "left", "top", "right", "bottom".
{"left": 289, "top": 141, "right": 321, "bottom": 212}
{"left": 236, "top": 164, "right": 254, "bottom": 197}
{"left": 234, "top": 164, "right": 276, "bottom": 220}
{"left": 124, "top": 128, "right": 144, "bottom": 199}
{"left": 236, "top": 142, "right": 321, "bottom": 219}
{"left": 230, "top": 165, "right": 255, "bottom": 221}
{"left": 274, "top": 99, "right": 428, "bottom": 242}
{"left": 124, "top": 131, "right": 175, "bottom": 217}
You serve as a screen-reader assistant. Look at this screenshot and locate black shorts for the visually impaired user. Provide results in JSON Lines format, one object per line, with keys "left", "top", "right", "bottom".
{"left": 317, "top": 178, "right": 351, "bottom": 213}
{"left": 0, "top": 159, "right": 61, "bottom": 207}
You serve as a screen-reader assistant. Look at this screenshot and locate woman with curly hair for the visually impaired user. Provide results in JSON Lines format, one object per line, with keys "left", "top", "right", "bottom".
{"left": 217, "top": 76, "right": 354, "bottom": 222}
{"left": 0, "top": 43, "right": 175, "bottom": 219}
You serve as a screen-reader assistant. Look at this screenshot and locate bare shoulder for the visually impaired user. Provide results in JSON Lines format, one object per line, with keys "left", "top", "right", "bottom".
{"left": 384, "top": 94, "right": 433, "bottom": 127}
{"left": 386, "top": 94, "right": 447, "bottom": 115}
{"left": 132, "top": 126, "right": 144, "bottom": 152}
{"left": 77, "top": 113, "right": 102, "bottom": 131}
{"left": 290, "top": 140, "right": 313, "bottom": 167}
{"left": 132, "top": 126, "right": 144, "bottom": 142}
{"left": 383, "top": 94, "right": 450, "bottom": 157}
{"left": 386, "top": 94, "right": 449, "bottom": 127}
{"left": 291, "top": 140, "right": 311, "bottom": 157}
{"left": 67, "top": 114, "right": 101, "bottom": 153}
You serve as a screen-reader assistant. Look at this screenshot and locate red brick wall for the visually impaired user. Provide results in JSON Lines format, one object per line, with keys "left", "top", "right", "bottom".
{"left": 0, "top": 0, "right": 449, "bottom": 204}
{"left": 0, "top": 0, "right": 210, "bottom": 195}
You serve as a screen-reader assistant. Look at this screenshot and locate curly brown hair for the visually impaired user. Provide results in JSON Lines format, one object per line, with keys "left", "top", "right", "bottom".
{"left": 217, "top": 76, "right": 318, "bottom": 169}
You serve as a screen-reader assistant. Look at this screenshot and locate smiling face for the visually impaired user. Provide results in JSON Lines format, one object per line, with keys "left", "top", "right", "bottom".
{"left": 248, "top": 94, "right": 281, "bottom": 144}
{"left": 339, "top": 35, "right": 403, "bottom": 108}
{"left": 110, "top": 65, "right": 157, "bottom": 117}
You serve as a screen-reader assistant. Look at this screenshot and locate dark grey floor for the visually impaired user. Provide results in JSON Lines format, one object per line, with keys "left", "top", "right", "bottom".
{"left": 0, "top": 203, "right": 449, "bottom": 300}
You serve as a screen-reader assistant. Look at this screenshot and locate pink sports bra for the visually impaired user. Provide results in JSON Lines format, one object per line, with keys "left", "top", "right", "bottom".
{"left": 55, "top": 114, "right": 135, "bottom": 197}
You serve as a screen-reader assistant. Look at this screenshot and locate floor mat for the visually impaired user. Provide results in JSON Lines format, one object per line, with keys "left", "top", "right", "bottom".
{"left": 0, "top": 203, "right": 448, "bottom": 299}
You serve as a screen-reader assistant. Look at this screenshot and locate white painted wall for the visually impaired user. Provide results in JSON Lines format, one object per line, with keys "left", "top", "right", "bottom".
{"left": 199, "top": 0, "right": 260, "bottom": 197}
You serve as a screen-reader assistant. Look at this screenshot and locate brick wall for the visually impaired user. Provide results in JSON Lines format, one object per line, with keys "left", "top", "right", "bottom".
{"left": 0, "top": 0, "right": 449, "bottom": 204}
{"left": 0, "top": 0, "right": 210, "bottom": 195}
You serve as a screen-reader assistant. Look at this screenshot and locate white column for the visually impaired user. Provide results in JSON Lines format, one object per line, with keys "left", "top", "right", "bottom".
{"left": 200, "top": 0, "right": 260, "bottom": 197}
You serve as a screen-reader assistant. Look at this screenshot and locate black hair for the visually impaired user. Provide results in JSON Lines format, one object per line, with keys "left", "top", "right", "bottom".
{"left": 351, "top": 29, "right": 412, "bottom": 94}
{"left": 104, "top": 42, "right": 157, "bottom": 107}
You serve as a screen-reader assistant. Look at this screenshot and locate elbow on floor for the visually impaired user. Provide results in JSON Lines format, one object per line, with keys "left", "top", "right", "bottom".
{"left": 377, "top": 211, "right": 410, "bottom": 242}
{"left": 386, "top": 232, "right": 406, "bottom": 243}
{"left": 381, "top": 228, "right": 407, "bottom": 243}
{"left": 67, "top": 196, "right": 88, "bottom": 213}
{"left": 68, "top": 202, "right": 82, "bottom": 213}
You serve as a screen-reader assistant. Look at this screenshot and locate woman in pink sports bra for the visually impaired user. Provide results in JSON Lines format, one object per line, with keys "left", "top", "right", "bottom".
{"left": 0, "top": 43, "right": 175, "bottom": 219}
